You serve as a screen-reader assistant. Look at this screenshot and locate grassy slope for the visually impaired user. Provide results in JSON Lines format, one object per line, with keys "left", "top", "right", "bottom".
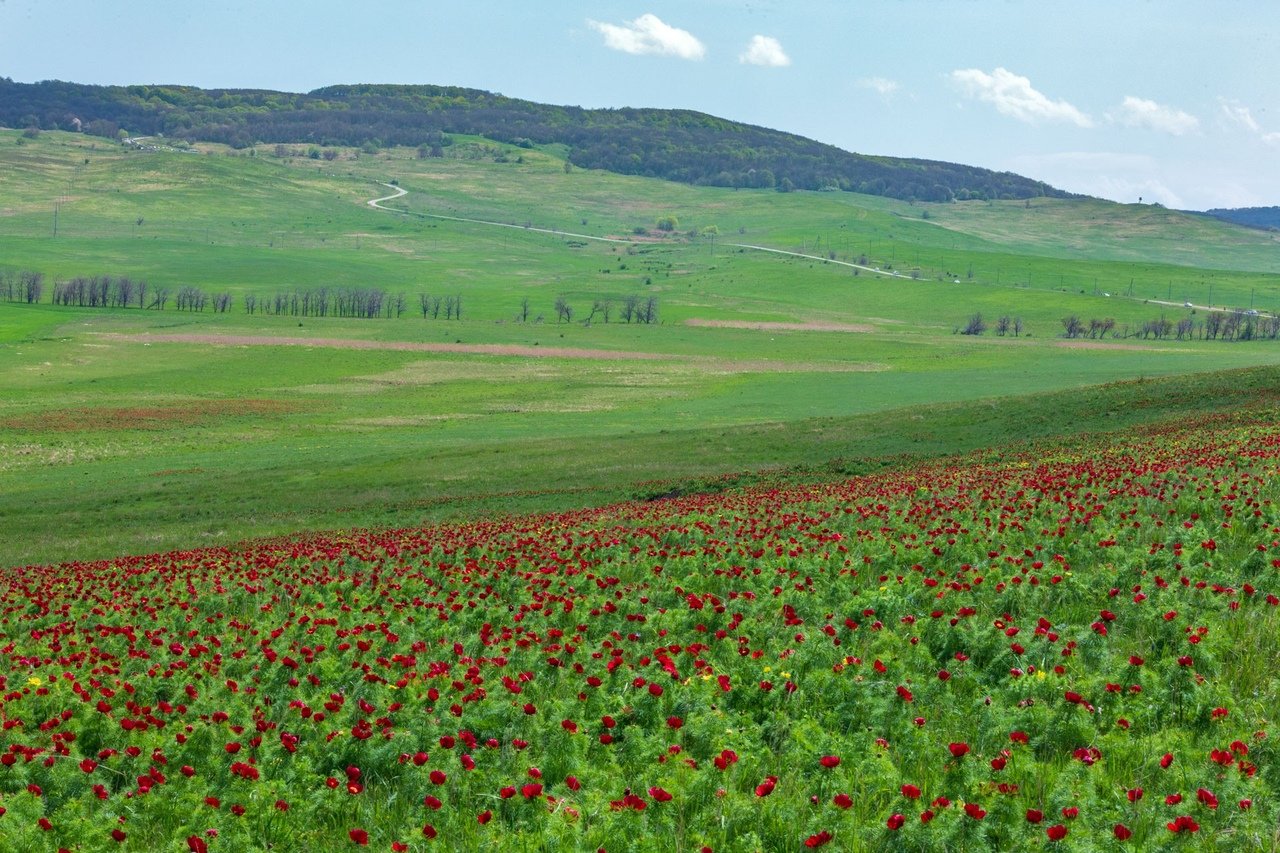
{"left": 2, "top": 129, "right": 1280, "bottom": 567}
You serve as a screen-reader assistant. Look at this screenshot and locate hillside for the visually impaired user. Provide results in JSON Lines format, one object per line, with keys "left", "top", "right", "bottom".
{"left": 0, "top": 78, "right": 1073, "bottom": 204}
{"left": 1203, "top": 206, "right": 1280, "bottom": 231}
{"left": 3, "top": 128, "right": 1280, "bottom": 566}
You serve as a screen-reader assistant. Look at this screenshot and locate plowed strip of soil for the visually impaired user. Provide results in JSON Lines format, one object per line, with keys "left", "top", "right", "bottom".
{"left": 2, "top": 399, "right": 296, "bottom": 432}
{"left": 99, "top": 333, "right": 887, "bottom": 373}
{"left": 104, "top": 333, "right": 673, "bottom": 361}
{"left": 1054, "top": 340, "right": 1185, "bottom": 352}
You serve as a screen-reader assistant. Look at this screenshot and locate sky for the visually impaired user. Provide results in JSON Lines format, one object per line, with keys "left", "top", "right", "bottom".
{"left": 2, "top": 0, "right": 1278, "bottom": 210}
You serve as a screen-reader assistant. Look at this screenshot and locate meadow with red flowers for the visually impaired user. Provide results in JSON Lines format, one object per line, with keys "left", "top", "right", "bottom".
{"left": 3, "top": 409, "right": 1278, "bottom": 851}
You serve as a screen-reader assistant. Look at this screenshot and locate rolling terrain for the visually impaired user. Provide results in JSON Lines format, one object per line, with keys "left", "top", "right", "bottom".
{"left": 1, "top": 127, "right": 1279, "bottom": 568}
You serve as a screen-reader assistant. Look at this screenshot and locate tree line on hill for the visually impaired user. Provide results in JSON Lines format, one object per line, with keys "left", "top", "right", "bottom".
{"left": 0, "top": 78, "right": 1074, "bottom": 203}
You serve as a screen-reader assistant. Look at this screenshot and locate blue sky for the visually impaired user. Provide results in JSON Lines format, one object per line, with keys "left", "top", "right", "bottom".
{"left": 3, "top": 0, "right": 1277, "bottom": 209}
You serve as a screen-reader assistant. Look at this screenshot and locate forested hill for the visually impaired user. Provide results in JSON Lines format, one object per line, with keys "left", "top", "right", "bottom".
{"left": 1202, "top": 207, "right": 1280, "bottom": 231}
{"left": 0, "top": 78, "right": 1074, "bottom": 203}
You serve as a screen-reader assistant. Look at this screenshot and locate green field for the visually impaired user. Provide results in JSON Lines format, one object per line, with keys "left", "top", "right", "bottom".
{"left": 3, "top": 128, "right": 1280, "bottom": 568}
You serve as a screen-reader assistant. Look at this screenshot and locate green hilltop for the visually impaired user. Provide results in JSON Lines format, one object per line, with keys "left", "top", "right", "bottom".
{"left": 1, "top": 78, "right": 1071, "bottom": 203}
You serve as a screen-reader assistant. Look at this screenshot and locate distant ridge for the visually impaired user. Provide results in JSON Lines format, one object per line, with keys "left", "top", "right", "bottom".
{"left": 1202, "top": 206, "right": 1280, "bottom": 231}
{"left": 0, "top": 78, "right": 1076, "bottom": 204}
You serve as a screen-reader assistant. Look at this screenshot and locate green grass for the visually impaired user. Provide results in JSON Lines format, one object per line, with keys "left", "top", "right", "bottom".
{"left": 4, "top": 128, "right": 1280, "bottom": 568}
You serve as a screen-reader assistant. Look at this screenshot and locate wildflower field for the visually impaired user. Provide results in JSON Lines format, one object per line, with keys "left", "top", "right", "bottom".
{"left": 2, "top": 411, "right": 1279, "bottom": 851}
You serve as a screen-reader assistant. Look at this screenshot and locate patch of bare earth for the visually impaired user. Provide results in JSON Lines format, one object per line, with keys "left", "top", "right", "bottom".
{"left": 1, "top": 399, "right": 297, "bottom": 432}
{"left": 99, "top": 333, "right": 886, "bottom": 374}
{"left": 103, "top": 333, "right": 674, "bottom": 362}
{"left": 686, "top": 319, "right": 876, "bottom": 333}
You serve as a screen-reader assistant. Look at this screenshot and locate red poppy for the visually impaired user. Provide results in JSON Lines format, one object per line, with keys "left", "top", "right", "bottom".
{"left": 819, "top": 755, "right": 840, "bottom": 768}
{"left": 964, "top": 803, "right": 986, "bottom": 820}
{"left": 948, "top": 742, "right": 970, "bottom": 758}
{"left": 1046, "top": 824, "right": 1067, "bottom": 841}
{"left": 887, "top": 814, "right": 905, "bottom": 830}
{"left": 755, "top": 777, "right": 777, "bottom": 797}
{"left": 348, "top": 829, "right": 369, "bottom": 846}
{"left": 901, "top": 784, "right": 921, "bottom": 799}
{"left": 649, "top": 786, "right": 673, "bottom": 802}
{"left": 187, "top": 837, "right": 208, "bottom": 853}
{"left": 1026, "top": 809, "right": 1043, "bottom": 823}
{"left": 833, "top": 793, "right": 853, "bottom": 809}
{"left": 803, "top": 830, "right": 833, "bottom": 848}
{"left": 1114, "top": 824, "right": 1133, "bottom": 840}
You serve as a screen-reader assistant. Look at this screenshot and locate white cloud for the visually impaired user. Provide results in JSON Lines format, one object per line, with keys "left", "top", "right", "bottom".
{"left": 1111, "top": 96, "right": 1198, "bottom": 136}
{"left": 857, "top": 76, "right": 900, "bottom": 98}
{"left": 587, "top": 14, "right": 705, "bottom": 60}
{"left": 1220, "top": 99, "right": 1260, "bottom": 132}
{"left": 950, "top": 67, "right": 1093, "bottom": 128}
{"left": 739, "top": 35, "right": 790, "bottom": 67}
{"left": 1220, "top": 99, "right": 1280, "bottom": 146}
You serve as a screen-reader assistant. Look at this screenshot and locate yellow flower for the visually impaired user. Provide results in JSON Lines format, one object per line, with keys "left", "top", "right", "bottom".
{"left": 1036, "top": 669, "right": 1047, "bottom": 680}
{"left": 27, "top": 676, "right": 42, "bottom": 687}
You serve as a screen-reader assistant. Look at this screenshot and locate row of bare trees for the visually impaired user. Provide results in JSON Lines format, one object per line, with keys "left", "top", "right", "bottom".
{"left": 958, "top": 313, "right": 1024, "bottom": 336}
{"left": 1063, "top": 312, "right": 1280, "bottom": 341}
{"left": 545, "top": 294, "right": 660, "bottom": 325}
{"left": 0, "top": 270, "right": 46, "bottom": 303}
{"left": 243, "top": 288, "right": 408, "bottom": 319}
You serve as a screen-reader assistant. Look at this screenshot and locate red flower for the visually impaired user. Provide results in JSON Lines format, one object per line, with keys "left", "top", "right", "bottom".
{"left": 565, "top": 776, "right": 581, "bottom": 791}
{"left": 964, "top": 803, "right": 986, "bottom": 820}
{"left": 887, "top": 814, "right": 905, "bottom": 830}
{"left": 1046, "top": 824, "right": 1068, "bottom": 841}
{"left": 901, "top": 783, "right": 921, "bottom": 799}
{"left": 187, "top": 837, "right": 209, "bottom": 853}
{"left": 499, "top": 786, "right": 516, "bottom": 799}
{"left": 422, "top": 825, "right": 437, "bottom": 839}
{"left": 755, "top": 776, "right": 777, "bottom": 797}
{"left": 819, "top": 755, "right": 841, "bottom": 768}
{"left": 833, "top": 793, "right": 853, "bottom": 809}
{"left": 1197, "top": 788, "right": 1218, "bottom": 809}
{"left": 1026, "top": 809, "right": 1043, "bottom": 823}
{"left": 348, "top": 828, "right": 369, "bottom": 846}
{"left": 1160, "top": 752, "right": 1175, "bottom": 768}
{"left": 477, "top": 810, "right": 492, "bottom": 825}
{"left": 649, "top": 786, "right": 673, "bottom": 802}
{"left": 521, "top": 782, "right": 543, "bottom": 799}
{"left": 1167, "top": 815, "right": 1199, "bottom": 833}
{"left": 423, "top": 795, "right": 442, "bottom": 810}
{"left": 1114, "top": 824, "right": 1133, "bottom": 841}
{"left": 429, "top": 770, "right": 447, "bottom": 785}
{"left": 803, "top": 830, "right": 833, "bottom": 848}
{"left": 948, "top": 742, "right": 970, "bottom": 758}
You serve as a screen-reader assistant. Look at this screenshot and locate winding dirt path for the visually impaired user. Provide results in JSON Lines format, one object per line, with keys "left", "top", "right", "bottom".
{"left": 364, "top": 182, "right": 909, "bottom": 276}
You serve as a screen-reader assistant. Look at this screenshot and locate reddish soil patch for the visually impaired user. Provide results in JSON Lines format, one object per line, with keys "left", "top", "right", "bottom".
{"left": 686, "top": 319, "right": 875, "bottom": 333}
{"left": 2, "top": 399, "right": 296, "bottom": 432}
{"left": 104, "top": 333, "right": 674, "bottom": 362}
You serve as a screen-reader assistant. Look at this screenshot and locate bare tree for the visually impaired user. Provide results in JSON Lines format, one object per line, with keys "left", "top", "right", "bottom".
{"left": 1061, "top": 316, "right": 1085, "bottom": 338}
{"left": 554, "top": 296, "right": 573, "bottom": 323}
{"left": 995, "top": 315, "right": 1011, "bottom": 337}
{"left": 961, "top": 313, "right": 986, "bottom": 335}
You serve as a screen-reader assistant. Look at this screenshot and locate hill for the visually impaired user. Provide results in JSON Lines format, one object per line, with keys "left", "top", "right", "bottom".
{"left": 0, "top": 77, "right": 1074, "bottom": 204}
{"left": 1202, "top": 206, "right": 1280, "bottom": 231}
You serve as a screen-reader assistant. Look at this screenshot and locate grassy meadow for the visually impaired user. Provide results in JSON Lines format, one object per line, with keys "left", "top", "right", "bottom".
{"left": 2, "top": 127, "right": 1280, "bottom": 567}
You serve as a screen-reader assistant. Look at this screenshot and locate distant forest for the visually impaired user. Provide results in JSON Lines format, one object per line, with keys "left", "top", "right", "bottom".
{"left": 0, "top": 78, "right": 1076, "bottom": 204}
{"left": 1202, "top": 207, "right": 1280, "bottom": 230}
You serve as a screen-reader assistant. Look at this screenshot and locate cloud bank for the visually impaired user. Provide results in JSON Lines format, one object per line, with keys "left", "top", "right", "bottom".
{"left": 587, "top": 14, "right": 705, "bottom": 60}
{"left": 1111, "top": 96, "right": 1198, "bottom": 135}
{"left": 950, "top": 67, "right": 1092, "bottom": 127}
{"left": 739, "top": 35, "right": 790, "bottom": 67}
